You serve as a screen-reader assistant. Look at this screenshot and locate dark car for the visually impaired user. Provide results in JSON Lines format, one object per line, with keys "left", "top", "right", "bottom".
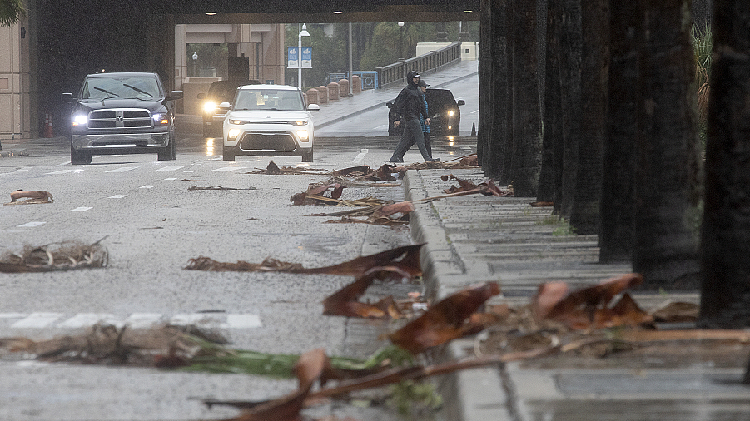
{"left": 197, "top": 79, "right": 260, "bottom": 137}
{"left": 62, "top": 72, "right": 183, "bottom": 165}
{"left": 386, "top": 88, "right": 465, "bottom": 137}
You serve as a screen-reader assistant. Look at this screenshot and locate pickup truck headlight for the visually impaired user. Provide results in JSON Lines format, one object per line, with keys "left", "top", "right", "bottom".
{"left": 71, "top": 114, "right": 88, "bottom": 127}
{"left": 152, "top": 113, "right": 169, "bottom": 125}
{"left": 448, "top": 110, "right": 455, "bottom": 117}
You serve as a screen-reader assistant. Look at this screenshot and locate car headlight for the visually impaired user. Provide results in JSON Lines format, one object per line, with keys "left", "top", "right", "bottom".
{"left": 203, "top": 101, "right": 217, "bottom": 114}
{"left": 227, "top": 128, "right": 241, "bottom": 140}
{"left": 229, "top": 119, "right": 248, "bottom": 125}
{"left": 297, "top": 129, "right": 310, "bottom": 141}
{"left": 291, "top": 120, "right": 308, "bottom": 126}
{"left": 71, "top": 114, "right": 88, "bottom": 127}
{"left": 448, "top": 110, "right": 455, "bottom": 117}
{"left": 152, "top": 113, "right": 169, "bottom": 125}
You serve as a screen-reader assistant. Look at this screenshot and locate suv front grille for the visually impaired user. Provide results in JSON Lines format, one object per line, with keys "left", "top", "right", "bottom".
{"left": 88, "top": 108, "right": 152, "bottom": 129}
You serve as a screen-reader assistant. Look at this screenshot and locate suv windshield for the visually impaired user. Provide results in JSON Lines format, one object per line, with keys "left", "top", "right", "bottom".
{"left": 234, "top": 89, "right": 304, "bottom": 111}
{"left": 81, "top": 75, "right": 161, "bottom": 100}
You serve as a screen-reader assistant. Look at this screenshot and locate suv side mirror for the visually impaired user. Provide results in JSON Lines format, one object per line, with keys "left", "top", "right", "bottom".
{"left": 62, "top": 92, "right": 75, "bottom": 102}
{"left": 307, "top": 104, "right": 320, "bottom": 111}
{"left": 167, "top": 91, "right": 184, "bottom": 101}
{"left": 457, "top": 99, "right": 465, "bottom": 106}
{"left": 219, "top": 101, "right": 232, "bottom": 109}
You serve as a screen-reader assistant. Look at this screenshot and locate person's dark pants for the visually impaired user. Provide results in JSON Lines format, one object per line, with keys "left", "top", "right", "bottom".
{"left": 424, "top": 132, "right": 431, "bottom": 157}
{"left": 390, "top": 119, "right": 430, "bottom": 161}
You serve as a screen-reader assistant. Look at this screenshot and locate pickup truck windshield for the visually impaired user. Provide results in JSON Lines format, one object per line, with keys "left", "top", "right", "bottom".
{"left": 81, "top": 76, "right": 161, "bottom": 100}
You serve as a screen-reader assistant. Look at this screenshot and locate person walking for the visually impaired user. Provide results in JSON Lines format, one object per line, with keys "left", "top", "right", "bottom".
{"left": 417, "top": 80, "right": 433, "bottom": 159}
{"left": 389, "top": 71, "right": 436, "bottom": 163}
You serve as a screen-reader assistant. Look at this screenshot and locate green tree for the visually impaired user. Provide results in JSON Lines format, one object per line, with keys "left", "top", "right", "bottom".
{"left": 0, "top": 0, "right": 24, "bottom": 26}
{"left": 285, "top": 24, "right": 346, "bottom": 88}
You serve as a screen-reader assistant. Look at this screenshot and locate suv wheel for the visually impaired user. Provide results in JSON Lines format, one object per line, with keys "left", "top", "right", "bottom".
{"left": 70, "top": 144, "right": 92, "bottom": 165}
{"left": 301, "top": 148, "right": 313, "bottom": 163}
{"left": 222, "top": 144, "right": 236, "bottom": 161}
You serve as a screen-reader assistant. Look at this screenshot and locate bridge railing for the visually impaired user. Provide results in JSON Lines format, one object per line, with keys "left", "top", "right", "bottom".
{"left": 376, "top": 42, "right": 462, "bottom": 89}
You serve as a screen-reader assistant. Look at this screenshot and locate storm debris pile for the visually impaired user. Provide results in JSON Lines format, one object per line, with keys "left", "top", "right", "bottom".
{"left": 0, "top": 240, "right": 108, "bottom": 273}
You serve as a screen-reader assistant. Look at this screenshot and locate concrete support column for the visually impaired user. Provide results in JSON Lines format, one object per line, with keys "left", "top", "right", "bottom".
{"left": 174, "top": 24, "right": 188, "bottom": 92}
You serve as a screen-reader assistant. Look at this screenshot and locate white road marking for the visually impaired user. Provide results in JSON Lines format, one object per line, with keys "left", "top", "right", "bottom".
{"left": 163, "top": 177, "right": 177, "bottom": 181}
{"left": 139, "top": 185, "right": 154, "bottom": 189}
{"left": 57, "top": 313, "right": 119, "bottom": 329}
{"left": 59, "top": 161, "right": 71, "bottom": 166}
{"left": 156, "top": 166, "right": 184, "bottom": 172}
{"left": 108, "top": 195, "right": 126, "bottom": 199}
{"left": 11, "top": 313, "right": 62, "bottom": 328}
{"left": 123, "top": 313, "right": 164, "bottom": 328}
{"left": 1, "top": 313, "right": 262, "bottom": 330}
{"left": 222, "top": 314, "right": 262, "bottom": 329}
{"left": 45, "top": 169, "right": 84, "bottom": 175}
{"left": 17, "top": 221, "right": 46, "bottom": 227}
{"left": 353, "top": 149, "right": 369, "bottom": 163}
{"left": 71, "top": 206, "right": 92, "bottom": 212}
{"left": 105, "top": 166, "right": 139, "bottom": 173}
{"left": 212, "top": 166, "right": 247, "bottom": 172}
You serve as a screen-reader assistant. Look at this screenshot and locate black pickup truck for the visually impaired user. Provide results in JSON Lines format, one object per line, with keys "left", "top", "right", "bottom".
{"left": 63, "top": 72, "right": 183, "bottom": 165}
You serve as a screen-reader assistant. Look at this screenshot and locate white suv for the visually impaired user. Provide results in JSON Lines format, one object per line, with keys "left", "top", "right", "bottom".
{"left": 222, "top": 84, "right": 319, "bottom": 162}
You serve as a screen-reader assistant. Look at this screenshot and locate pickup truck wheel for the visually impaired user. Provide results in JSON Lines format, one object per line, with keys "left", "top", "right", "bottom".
{"left": 157, "top": 135, "right": 176, "bottom": 161}
{"left": 70, "top": 144, "right": 92, "bottom": 165}
{"left": 301, "top": 148, "right": 313, "bottom": 162}
{"left": 222, "top": 145, "right": 235, "bottom": 161}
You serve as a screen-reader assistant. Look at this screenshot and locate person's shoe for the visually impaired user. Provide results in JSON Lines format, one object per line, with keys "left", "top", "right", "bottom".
{"left": 389, "top": 157, "right": 404, "bottom": 163}
{"left": 426, "top": 158, "right": 440, "bottom": 162}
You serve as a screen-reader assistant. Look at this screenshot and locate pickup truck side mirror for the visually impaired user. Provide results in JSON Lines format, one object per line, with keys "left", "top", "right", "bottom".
{"left": 62, "top": 92, "right": 75, "bottom": 102}
{"left": 457, "top": 99, "right": 465, "bottom": 106}
{"left": 167, "top": 91, "right": 184, "bottom": 101}
{"left": 307, "top": 104, "right": 320, "bottom": 111}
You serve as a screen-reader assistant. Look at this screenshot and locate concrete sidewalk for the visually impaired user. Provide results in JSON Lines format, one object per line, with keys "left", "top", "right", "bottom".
{"left": 403, "top": 168, "right": 750, "bottom": 421}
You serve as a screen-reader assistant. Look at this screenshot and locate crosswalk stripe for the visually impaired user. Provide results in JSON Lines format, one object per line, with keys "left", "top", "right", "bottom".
{"left": 57, "top": 313, "right": 118, "bottom": 329}
{"left": 1, "top": 313, "right": 262, "bottom": 330}
{"left": 156, "top": 166, "right": 184, "bottom": 172}
{"left": 11, "top": 313, "right": 62, "bottom": 328}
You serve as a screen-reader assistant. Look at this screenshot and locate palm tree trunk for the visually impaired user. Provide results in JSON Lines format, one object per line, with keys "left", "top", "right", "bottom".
{"left": 634, "top": 0, "right": 702, "bottom": 289}
{"left": 699, "top": 0, "right": 750, "bottom": 327}
{"left": 599, "top": 1, "right": 640, "bottom": 262}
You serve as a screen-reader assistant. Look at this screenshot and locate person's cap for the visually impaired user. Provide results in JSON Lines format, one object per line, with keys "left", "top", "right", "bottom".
{"left": 418, "top": 80, "right": 429, "bottom": 87}
{"left": 412, "top": 72, "right": 420, "bottom": 78}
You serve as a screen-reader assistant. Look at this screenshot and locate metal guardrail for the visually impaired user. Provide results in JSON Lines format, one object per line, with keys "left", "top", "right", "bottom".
{"left": 375, "top": 42, "right": 462, "bottom": 89}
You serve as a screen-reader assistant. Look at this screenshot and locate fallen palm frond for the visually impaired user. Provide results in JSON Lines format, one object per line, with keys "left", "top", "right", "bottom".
{"left": 440, "top": 174, "right": 513, "bottom": 197}
{"left": 188, "top": 186, "right": 257, "bottom": 191}
{"left": 389, "top": 282, "right": 502, "bottom": 354}
{"left": 4, "top": 190, "right": 53, "bottom": 205}
{"left": 317, "top": 201, "right": 414, "bottom": 225}
{"left": 184, "top": 244, "right": 423, "bottom": 279}
{"left": 0, "top": 239, "right": 108, "bottom": 273}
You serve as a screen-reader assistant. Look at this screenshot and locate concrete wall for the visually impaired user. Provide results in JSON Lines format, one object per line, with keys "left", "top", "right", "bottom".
{"left": 416, "top": 41, "right": 479, "bottom": 61}
{"left": 175, "top": 23, "right": 285, "bottom": 115}
{"left": 0, "top": 20, "right": 32, "bottom": 141}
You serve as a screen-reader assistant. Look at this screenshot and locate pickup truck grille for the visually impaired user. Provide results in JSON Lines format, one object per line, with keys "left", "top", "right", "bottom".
{"left": 88, "top": 108, "right": 152, "bottom": 129}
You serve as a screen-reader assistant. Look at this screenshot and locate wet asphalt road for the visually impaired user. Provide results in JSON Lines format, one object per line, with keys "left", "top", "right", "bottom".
{"left": 0, "top": 124, "right": 477, "bottom": 420}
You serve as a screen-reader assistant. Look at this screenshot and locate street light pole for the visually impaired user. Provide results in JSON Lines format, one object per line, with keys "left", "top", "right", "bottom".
{"left": 298, "top": 23, "right": 310, "bottom": 89}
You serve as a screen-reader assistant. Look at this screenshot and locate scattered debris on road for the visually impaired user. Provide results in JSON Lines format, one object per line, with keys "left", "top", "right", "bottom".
{"left": 0, "top": 239, "right": 108, "bottom": 273}
{"left": 188, "top": 185, "right": 257, "bottom": 191}
{"left": 4, "top": 190, "right": 53, "bottom": 205}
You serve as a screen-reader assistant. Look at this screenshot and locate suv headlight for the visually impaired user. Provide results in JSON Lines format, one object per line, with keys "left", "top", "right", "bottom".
{"left": 448, "top": 110, "right": 455, "bottom": 117}
{"left": 229, "top": 119, "right": 248, "bottom": 125}
{"left": 227, "top": 128, "right": 241, "bottom": 140}
{"left": 291, "top": 120, "right": 308, "bottom": 126}
{"left": 297, "top": 129, "right": 310, "bottom": 141}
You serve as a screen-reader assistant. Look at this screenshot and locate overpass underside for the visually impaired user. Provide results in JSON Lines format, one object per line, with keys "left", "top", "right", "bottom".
{"left": 25, "top": 0, "right": 479, "bottom": 138}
